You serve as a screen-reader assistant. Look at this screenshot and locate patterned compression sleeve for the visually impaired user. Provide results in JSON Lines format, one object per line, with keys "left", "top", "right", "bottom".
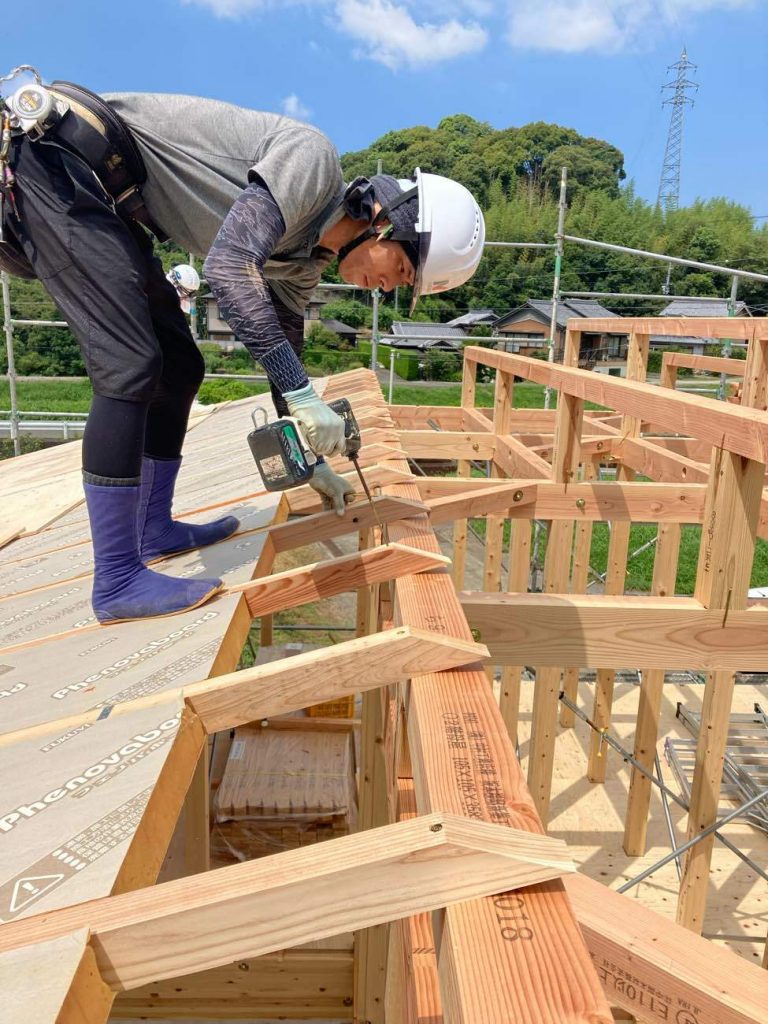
{"left": 203, "top": 182, "right": 310, "bottom": 394}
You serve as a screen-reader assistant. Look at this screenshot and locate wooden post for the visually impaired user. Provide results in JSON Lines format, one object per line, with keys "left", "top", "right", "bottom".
{"left": 498, "top": 519, "right": 531, "bottom": 743}
{"left": 355, "top": 686, "right": 391, "bottom": 1023}
{"left": 355, "top": 525, "right": 389, "bottom": 1022}
{"left": 453, "top": 354, "right": 479, "bottom": 588}
{"left": 560, "top": 460, "right": 597, "bottom": 728}
{"left": 527, "top": 328, "right": 582, "bottom": 824}
{"left": 660, "top": 355, "right": 679, "bottom": 391}
{"left": 184, "top": 744, "right": 210, "bottom": 875}
{"left": 356, "top": 527, "right": 375, "bottom": 638}
{"left": 623, "top": 521, "right": 682, "bottom": 855}
{"left": 483, "top": 369, "right": 514, "bottom": 683}
{"left": 676, "top": 445, "right": 763, "bottom": 932}
{"left": 587, "top": 332, "right": 648, "bottom": 782}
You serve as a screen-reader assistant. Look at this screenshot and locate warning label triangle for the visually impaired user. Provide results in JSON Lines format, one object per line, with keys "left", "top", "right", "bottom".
{"left": 9, "top": 874, "right": 65, "bottom": 914}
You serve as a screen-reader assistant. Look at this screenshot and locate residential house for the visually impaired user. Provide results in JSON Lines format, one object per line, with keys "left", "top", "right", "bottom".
{"left": 446, "top": 309, "right": 498, "bottom": 330}
{"left": 492, "top": 299, "right": 627, "bottom": 366}
{"left": 387, "top": 321, "right": 467, "bottom": 352}
{"left": 653, "top": 298, "right": 751, "bottom": 356}
{"left": 201, "top": 293, "right": 236, "bottom": 348}
{"left": 317, "top": 318, "right": 358, "bottom": 347}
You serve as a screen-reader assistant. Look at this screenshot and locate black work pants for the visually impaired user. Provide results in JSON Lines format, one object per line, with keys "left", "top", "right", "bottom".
{"left": 5, "top": 135, "right": 204, "bottom": 476}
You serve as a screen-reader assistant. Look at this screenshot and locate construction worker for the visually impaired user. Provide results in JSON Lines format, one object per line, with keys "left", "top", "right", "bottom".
{"left": 0, "top": 71, "right": 485, "bottom": 624}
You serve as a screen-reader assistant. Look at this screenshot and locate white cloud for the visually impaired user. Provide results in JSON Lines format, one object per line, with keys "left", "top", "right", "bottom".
{"left": 336, "top": 0, "right": 488, "bottom": 68}
{"left": 506, "top": 0, "right": 754, "bottom": 53}
{"left": 281, "top": 93, "right": 312, "bottom": 119}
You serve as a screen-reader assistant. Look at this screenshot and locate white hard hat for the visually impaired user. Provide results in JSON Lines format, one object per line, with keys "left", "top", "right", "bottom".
{"left": 406, "top": 169, "right": 485, "bottom": 312}
{"left": 167, "top": 264, "right": 200, "bottom": 296}
{"left": 338, "top": 171, "right": 484, "bottom": 310}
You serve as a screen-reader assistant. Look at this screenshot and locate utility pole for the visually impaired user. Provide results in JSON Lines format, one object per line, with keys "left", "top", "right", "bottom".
{"left": 544, "top": 166, "right": 568, "bottom": 410}
{"left": 657, "top": 48, "right": 698, "bottom": 212}
{"left": 370, "top": 288, "right": 380, "bottom": 372}
{"left": 1, "top": 270, "right": 20, "bottom": 457}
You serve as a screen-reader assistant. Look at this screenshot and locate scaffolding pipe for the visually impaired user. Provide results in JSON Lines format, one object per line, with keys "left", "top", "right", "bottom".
{"left": 1, "top": 270, "right": 20, "bottom": 457}
{"left": 561, "top": 291, "right": 731, "bottom": 304}
{"left": 618, "top": 785, "right": 768, "bottom": 894}
{"left": 656, "top": 751, "right": 682, "bottom": 880}
{"left": 562, "top": 234, "right": 768, "bottom": 283}
{"left": 10, "top": 318, "right": 69, "bottom": 327}
{"left": 484, "top": 241, "right": 557, "bottom": 250}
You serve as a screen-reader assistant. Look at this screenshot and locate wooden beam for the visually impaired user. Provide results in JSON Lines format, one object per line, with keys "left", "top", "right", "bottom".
{"left": 613, "top": 435, "right": 709, "bottom": 484}
{"left": 464, "top": 345, "right": 768, "bottom": 460}
{"left": 426, "top": 480, "right": 707, "bottom": 525}
{"left": 566, "top": 316, "right": 758, "bottom": 341}
{"left": 566, "top": 873, "right": 768, "bottom": 1024}
{"left": 388, "top": 405, "right": 465, "bottom": 430}
{"left": 0, "top": 814, "right": 574, "bottom": 991}
{"left": 663, "top": 350, "right": 748, "bottom": 376}
{"left": 460, "top": 591, "right": 768, "bottom": 670}
{"left": 494, "top": 434, "right": 552, "bottom": 479}
{"left": 231, "top": 542, "right": 449, "bottom": 619}
{"left": 268, "top": 496, "right": 427, "bottom": 554}
{"left": 397, "top": 430, "right": 496, "bottom": 460}
{"left": 113, "top": 949, "right": 354, "bottom": 1020}
{"left": 3, "top": 627, "right": 487, "bottom": 748}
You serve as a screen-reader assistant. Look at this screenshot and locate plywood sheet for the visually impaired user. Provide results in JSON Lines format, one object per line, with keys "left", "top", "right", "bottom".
{"left": 0, "top": 440, "right": 84, "bottom": 538}
{"left": 0, "top": 698, "right": 188, "bottom": 922}
{"left": 0, "top": 928, "right": 105, "bottom": 1024}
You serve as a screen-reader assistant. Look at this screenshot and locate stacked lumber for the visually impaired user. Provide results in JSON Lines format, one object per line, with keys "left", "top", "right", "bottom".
{"left": 212, "top": 726, "right": 358, "bottom": 864}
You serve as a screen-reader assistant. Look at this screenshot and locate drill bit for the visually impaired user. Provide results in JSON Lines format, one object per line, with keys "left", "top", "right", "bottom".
{"left": 351, "top": 455, "right": 385, "bottom": 536}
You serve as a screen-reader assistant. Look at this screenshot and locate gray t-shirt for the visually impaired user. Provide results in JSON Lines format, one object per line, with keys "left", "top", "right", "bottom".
{"left": 103, "top": 92, "right": 345, "bottom": 313}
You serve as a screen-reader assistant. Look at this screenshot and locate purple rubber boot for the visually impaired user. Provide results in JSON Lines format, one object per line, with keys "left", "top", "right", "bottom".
{"left": 138, "top": 456, "right": 239, "bottom": 562}
{"left": 85, "top": 481, "right": 222, "bottom": 623}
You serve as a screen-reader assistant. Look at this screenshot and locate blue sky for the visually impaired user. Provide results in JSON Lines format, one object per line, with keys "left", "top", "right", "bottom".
{"left": 7, "top": 1, "right": 768, "bottom": 217}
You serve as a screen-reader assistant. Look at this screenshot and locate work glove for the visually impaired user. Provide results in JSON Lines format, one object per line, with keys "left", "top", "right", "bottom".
{"left": 310, "top": 462, "right": 356, "bottom": 517}
{"left": 284, "top": 383, "right": 347, "bottom": 458}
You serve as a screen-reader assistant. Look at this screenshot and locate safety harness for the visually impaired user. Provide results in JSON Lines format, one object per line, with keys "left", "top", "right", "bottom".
{"left": 0, "top": 75, "right": 166, "bottom": 279}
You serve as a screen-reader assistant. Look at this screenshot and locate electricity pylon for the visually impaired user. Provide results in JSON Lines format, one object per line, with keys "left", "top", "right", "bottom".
{"left": 657, "top": 48, "right": 698, "bottom": 212}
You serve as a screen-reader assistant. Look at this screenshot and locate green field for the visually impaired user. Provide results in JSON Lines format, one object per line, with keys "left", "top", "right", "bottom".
{"left": 0, "top": 378, "right": 94, "bottom": 413}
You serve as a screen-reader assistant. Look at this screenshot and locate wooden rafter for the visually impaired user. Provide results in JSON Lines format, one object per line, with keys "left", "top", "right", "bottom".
{"left": 0, "top": 814, "right": 574, "bottom": 991}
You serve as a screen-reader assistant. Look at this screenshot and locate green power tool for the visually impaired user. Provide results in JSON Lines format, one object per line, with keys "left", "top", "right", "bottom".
{"left": 247, "top": 398, "right": 380, "bottom": 521}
